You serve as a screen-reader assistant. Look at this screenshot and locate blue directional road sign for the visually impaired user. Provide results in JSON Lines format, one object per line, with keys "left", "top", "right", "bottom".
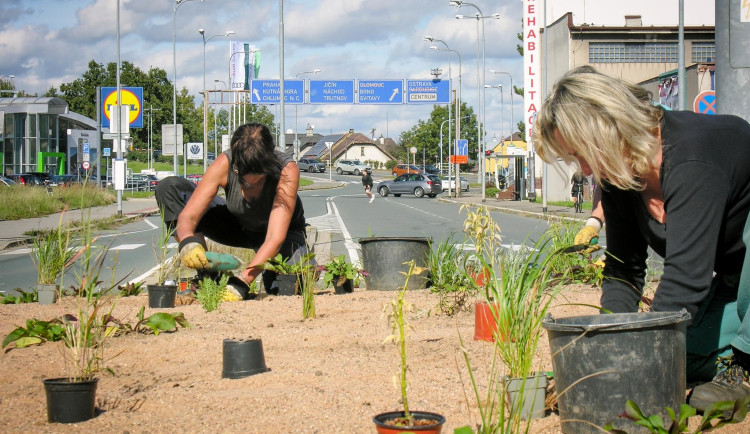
{"left": 406, "top": 79, "right": 450, "bottom": 104}
{"left": 250, "top": 79, "right": 304, "bottom": 104}
{"left": 456, "top": 139, "right": 468, "bottom": 156}
{"left": 309, "top": 80, "right": 355, "bottom": 104}
{"left": 357, "top": 80, "right": 404, "bottom": 104}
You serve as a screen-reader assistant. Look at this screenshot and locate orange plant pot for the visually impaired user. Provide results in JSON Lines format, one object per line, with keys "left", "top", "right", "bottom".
{"left": 474, "top": 301, "right": 510, "bottom": 342}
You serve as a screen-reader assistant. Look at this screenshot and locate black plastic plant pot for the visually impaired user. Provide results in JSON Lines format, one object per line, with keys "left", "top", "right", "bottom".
{"left": 359, "top": 237, "right": 431, "bottom": 291}
{"left": 43, "top": 377, "right": 98, "bottom": 424}
{"left": 274, "top": 274, "right": 299, "bottom": 296}
{"left": 222, "top": 338, "right": 269, "bottom": 379}
{"left": 147, "top": 284, "right": 177, "bottom": 308}
{"left": 333, "top": 278, "right": 353, "bottom": 294}
{"left": 373, "top": 411, "right": 446, "bottom": 434}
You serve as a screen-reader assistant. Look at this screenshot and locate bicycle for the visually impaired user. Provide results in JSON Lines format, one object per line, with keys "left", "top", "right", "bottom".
{"left": 573, "top": 184, "right": 584, "bottom": 213}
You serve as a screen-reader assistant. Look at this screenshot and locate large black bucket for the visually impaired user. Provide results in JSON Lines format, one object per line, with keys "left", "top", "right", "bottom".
{"left": 359, "top": 237, "right": 431, "bottom": 291}
{"left": 543, "top": 310, "right": 690, "bottom": 434}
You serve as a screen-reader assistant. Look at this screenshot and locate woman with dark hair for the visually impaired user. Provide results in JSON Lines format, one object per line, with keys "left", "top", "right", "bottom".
{"left": 155, "top": 122, "right": 308, "bottom": 298}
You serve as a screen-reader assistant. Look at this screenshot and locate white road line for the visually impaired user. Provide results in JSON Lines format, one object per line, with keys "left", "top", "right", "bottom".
{"left": 110, "top": 243, "right": 145, "bottom": 251}
{"left": 1, "top": 247, "right": 32, "bottom": 256}
{"left": 327, "top": 198, "right": 360, "bottom": 266}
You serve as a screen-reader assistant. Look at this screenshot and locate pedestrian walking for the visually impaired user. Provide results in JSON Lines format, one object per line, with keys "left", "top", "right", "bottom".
{"left": 362, "top": 168, "right": 374, "bottom": 203}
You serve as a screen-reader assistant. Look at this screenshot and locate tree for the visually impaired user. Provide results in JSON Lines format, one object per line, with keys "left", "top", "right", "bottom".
{"left": 396, "top": 103, "right": 478, "bottom": 169}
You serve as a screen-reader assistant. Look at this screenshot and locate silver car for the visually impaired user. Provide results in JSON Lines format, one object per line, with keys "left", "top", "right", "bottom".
{"left": 377, "top": 173, "right": 442, "bottom": 198}
{"left": 335, "top": 159, "right": 371, "bottom": 175}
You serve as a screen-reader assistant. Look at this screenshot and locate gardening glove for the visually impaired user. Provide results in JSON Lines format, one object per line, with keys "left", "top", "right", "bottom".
{"left": 178, "top": 236, "right": 209, "bottom": 269}
{"left": 575, "top": 217, "right": 603, "bottom": 249}
{"left": 224, "top": 275, "right": 251, "bottom": 301}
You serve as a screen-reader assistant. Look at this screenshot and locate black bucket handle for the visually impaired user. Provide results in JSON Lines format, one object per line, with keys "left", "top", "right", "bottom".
{"left": 543, "top": 309, "right": 690, "bottom": 333}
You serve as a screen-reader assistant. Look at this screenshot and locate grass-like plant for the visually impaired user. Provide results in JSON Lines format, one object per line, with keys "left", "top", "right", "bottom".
{"left": 427, "top": 234, "right": 477, "bottom": 315}
{"left": 195, "top": 275, "right": 229, "bottom": 313}
{"left": 153, "top": 209, "right": 175, "bottom": 285}
{"left": 30, "top": 209, "right": 78, "bottom": 285}
{"left": 545, "top": 219, "right": 604, "bottom": 285}
{"left": 0, "top": 183, "right": 115, "bottom": 221}
{"left": 299, "top": 254, "right": 318, "bottom": 319}
{"left": 382, "top": 260, "right": 424, "bottom": 427}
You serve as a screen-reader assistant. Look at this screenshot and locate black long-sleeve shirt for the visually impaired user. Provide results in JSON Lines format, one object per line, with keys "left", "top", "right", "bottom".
{"left": 601, "top": 110, "right": 750, "bottom": 323}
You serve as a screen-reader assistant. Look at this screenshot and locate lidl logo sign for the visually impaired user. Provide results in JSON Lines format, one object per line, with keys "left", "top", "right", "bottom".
{"left": 101, "top": 87, "right": 143, "bottom": 128}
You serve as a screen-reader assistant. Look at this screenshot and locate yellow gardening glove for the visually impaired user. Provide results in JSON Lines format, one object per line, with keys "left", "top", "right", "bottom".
{"left": 178, "top": 236, "right": 209, "bottom": 269}
{"left": 223, "top": 275, "right": 250, "bottom": 301}
{"left": 574, "top": 225, "right": 600, "bottom": 246}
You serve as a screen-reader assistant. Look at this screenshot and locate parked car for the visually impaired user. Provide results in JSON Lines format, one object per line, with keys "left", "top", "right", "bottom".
{"left": 28, "top": 172, "right": 55, "bottom": 186}
{"left": 391, "top": 164, "right": 424, "bottom": 177}
{"left": 297, "top": 158, "right": 326, "bottom": 173}
{"left": 442, "top": 175, "right": 469, "bottom": 192}
{"left": 127, "top": 174, "right": 159, "bottom": 191}
{"left": 417, "top": 164, "right": 441, "bottom": 175}
{"left": 8, "top": 173, "right": 44, "bottom": 186}
{"left": 335, "top": 159, "right": 371, "bottom": 175}
{"left": 0, "top": 177, "right": 17, "bottom": 186}
{"left": 186, "top": 174, "right": 203, "bottom": 184}
{"left": 377, "top": 173, "right": 442, "bottom": 198}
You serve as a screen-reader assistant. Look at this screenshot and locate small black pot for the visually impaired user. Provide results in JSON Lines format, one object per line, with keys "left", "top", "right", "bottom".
{"left": 147, "top": 284, "right": 177, "bottom": 308}
{"left": 222, "top": 338, "right": 269, "bottom": 379}
{"left": 274, "top": 274, "right": 299, "bottom": 296}
{"left": 43, "top": 377, "right": 98, "bottom": 423}
{"left": 333, "top": 277, "right": 354, "bottom": 294}
{"left": 372, "top": 410, "right": 446, "bottom": 433}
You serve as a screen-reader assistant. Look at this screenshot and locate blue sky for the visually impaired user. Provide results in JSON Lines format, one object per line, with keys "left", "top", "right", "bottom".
{"left": 0, "top": 0, "right": 714, "bottom": 141}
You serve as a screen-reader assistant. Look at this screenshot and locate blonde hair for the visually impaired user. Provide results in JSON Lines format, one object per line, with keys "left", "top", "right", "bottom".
{"left": 535, "top": 71, "right": 662, "bottom": 191}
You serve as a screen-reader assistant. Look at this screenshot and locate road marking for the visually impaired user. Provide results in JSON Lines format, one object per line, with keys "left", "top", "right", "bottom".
{"left": 328, "top": 199, "right": 360, "bottom": 266}
{"left": 110, "top": 243, "right": 145, "bottom": 251}
{"left": 0, "top": 247, "right": 32, "bottom": 256}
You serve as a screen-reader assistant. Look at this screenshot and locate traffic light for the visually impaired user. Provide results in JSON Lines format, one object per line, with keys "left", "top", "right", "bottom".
{"left": 485, "top": 150, "right": 494, "bottom": 157}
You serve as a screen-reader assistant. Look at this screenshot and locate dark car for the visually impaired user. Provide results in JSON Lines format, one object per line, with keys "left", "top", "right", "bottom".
{"left": 377, "top": 173, "right": 442, "bottom": 198}
{"left": 28, "top": 172, "right": 55, "bottom": 186}
{"left": 9, "top": 173, "right": 44, "bottom": 186}
{"left": 0, "top": 176, "right": 17, "bottom": 186}
{"left": 417, "top": 164, "right": 441, "bottom": 175}
{"left": 298, "top": 158, "right": 326, "bottom": 173}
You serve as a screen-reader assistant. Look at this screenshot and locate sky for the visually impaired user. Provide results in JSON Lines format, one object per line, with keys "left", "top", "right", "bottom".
{"left": 0, "top": 0, "right": 715, "bottom": 142}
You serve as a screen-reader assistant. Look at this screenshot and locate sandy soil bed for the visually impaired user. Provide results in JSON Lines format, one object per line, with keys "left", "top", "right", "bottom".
{"left": 1, "top": 284, "right": 749, "bottom": 433}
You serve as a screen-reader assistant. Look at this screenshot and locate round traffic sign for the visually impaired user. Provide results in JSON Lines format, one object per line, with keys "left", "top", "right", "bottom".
{"left": 410, "top": 146, "right": 417, "bottom": 154}
{"left": 82, "top": 161, "right": 91, "bottom": 170}
{"left": 693, "top": 90, "right": 716, "bottom": 115}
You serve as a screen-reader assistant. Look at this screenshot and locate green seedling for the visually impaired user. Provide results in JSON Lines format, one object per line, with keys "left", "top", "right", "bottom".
{"left": 2, "top": 318, "right": 66, "bottom": 349}
{"left": 196, "top": 275, "right": 229, "bottom": 313}
{"left": 0, "top": 289, "right": 37, "bottom": 304}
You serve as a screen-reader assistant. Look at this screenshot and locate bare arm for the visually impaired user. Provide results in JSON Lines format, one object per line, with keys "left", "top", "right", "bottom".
{"left": 174, "top": 153, "right": 228, "bottom": 242}
{"left": 239, "top": 161, "right": 300, "bottom": 283}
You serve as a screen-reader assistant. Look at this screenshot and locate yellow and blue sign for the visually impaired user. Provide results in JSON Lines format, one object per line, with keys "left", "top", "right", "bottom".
{"left": 101, "top": 87, "right": 143, "bottom": 128}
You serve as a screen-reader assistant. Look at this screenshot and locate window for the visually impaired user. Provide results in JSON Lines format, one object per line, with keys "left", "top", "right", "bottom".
{"left": 589, "top": 42, "right": 678, "bottom": 63}
{"left": 691, "top": 42, "right": 715, "bottom": 63}
{"left": 360, "top": 146, "right": 365, "bottom": 157}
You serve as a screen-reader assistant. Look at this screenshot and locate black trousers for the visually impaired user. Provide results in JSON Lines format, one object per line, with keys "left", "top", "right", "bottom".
{"left": 155, "top": 176, "right": 309, "bottom": 291}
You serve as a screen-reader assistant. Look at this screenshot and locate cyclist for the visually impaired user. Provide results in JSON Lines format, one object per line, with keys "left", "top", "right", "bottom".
{"left": 570, "top": 169, "right": 588, "bottom": 213}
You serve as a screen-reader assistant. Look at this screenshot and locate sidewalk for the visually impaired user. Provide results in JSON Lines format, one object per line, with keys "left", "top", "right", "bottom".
{"left": 0, "top": 175, "right": 586, "bottom": 251}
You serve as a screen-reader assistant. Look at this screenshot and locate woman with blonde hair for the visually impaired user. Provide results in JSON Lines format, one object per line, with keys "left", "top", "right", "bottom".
{"left": 535, "top": 70, "right": 750, "bottom": 411}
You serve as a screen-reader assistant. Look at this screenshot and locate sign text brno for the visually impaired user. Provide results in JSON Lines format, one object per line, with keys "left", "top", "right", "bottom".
{"left": 250, "top": 79, "right": 304, "bottom": 104}
{"left": 357, "top": 80, "right": 404, "bottom": 104}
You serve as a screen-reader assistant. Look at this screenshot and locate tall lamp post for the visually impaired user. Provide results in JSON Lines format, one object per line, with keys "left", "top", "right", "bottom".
{"left": 173, "top": 0, "right": 203, "bottom": 176}
{"left": 423, "top": 36, "right": 452, "bottom": 174}
{"left": 293, "top": 69, "right": 320, "bottom": 160}
{"left": 200, "top": 29, "right": 234, "bottom": 173}
{"left": 430, "top": 45, "right": 462, "bottom": 198}
{"left": 489, "top": 70, "right": 514, "bottom": 146}
{"left": 144, "top": 106, "right": 162, "bottom": 171}
{"left": 485, "top": 84, "right": 503, "bottom": 193}
{"left": 452, "top": 1, "right": 500, "bottom": 198}
{"left": 214, "top": 80, "right": 226, "bottom": 160}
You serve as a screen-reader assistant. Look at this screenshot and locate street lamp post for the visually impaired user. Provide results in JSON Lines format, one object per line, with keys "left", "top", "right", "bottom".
{"left": 485, "top": 84, "right": 503, "bottom": 188}
{"left": 173, "top": 0, "right": 204, "bottom": 176}
{"left": 294, "top": 69, "right": 321, "bottom": 161}
{"left": 430, "top": 45, "right": 462, "bottom": 198}
{"left": 452, "top": 1, "right": 500, "bottom": 201}
{"left": 200, "top": 29, "right": 234, "bottom": 173}
{"left": 423, "top": 36, "right": 452, "bottom": 174}
{"left": 489, "top": 70, "right": 514, "bottom": 146}
{"left": 144, "top": 106, "right": 162, "bottom": 171}
{"left": 214, "top": 80, "right": 226, "bottom": 161}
